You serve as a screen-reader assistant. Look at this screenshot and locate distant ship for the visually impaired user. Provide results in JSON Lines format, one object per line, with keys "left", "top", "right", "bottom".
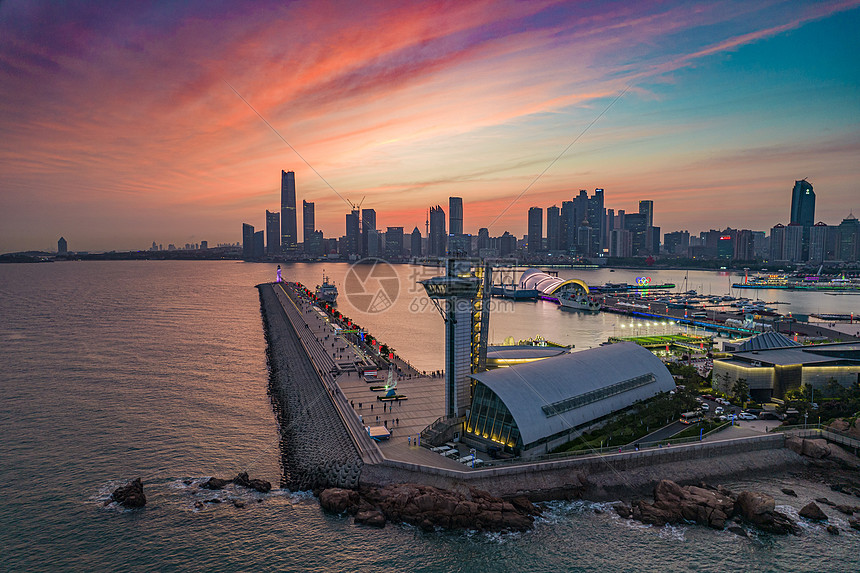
{"left": 316, "top": 273, "right": 338, "bottom": 304}
{"left": 557, "top": 290, "right": 600, "bottom": 312}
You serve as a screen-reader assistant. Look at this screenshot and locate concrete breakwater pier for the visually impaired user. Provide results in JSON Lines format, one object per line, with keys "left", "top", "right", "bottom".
{"left": 259, "top": 281, "right": 807, "bottom": 499}
{"left": 258, "top": 283, "right": 369, "bottom": 491}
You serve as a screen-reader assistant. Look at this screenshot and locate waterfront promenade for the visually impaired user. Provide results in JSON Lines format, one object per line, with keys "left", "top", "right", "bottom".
{"left": 272, "top": 282, "right": 471, "bottom": 470}
{"left": 261, "top": 280, "right": 808, "bottom": 498}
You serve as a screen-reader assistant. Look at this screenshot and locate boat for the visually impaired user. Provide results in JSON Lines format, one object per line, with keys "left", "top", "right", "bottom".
{"left": 557, "top": 290, "right": 601, "bottom": 312}
{"left": 315, "top": 272, "right": 338, "bottom": 304}
{"left": 733, "top": 273, "right": 860, "bottom": 291}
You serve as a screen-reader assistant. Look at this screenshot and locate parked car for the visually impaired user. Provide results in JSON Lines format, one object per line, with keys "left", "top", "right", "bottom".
{"left": 714, "top": 406, "right": 724, "bottom": 414}
{"left": 700, "top": 403, "right": 710, "bottom": 411}
{"left": 717, "top": 415, "right": 728, "bottom": 422}
{"left": 737, "top": 412, "right": 757, "bottom": 420}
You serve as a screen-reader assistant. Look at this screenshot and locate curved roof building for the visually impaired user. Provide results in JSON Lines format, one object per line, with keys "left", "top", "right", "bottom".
{"left": 518, "top": 268, "right": 589, "bottom": 299}
{"left": 465, "top": 342, "right": 675, "bottom": 457}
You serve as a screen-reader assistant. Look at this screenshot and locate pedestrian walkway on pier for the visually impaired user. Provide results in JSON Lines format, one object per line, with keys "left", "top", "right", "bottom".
{"left": 276, "top": 281, "right": 478, "bottom": 471}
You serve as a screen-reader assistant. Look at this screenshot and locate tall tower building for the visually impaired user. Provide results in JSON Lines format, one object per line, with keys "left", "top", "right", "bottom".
{"left": 345, "top": 209, "right": 360, "bottom": 256}
{"left": 527, "top": 207, "right": 543, "bottom": 253}
{"left": 266, "top": 210, "right": 281, "bottom": 255}
{"left": 361, "top": 208, "right": 376, "bottom": 257}
{"left": 242, "top": 223, "right": 255, "bottom": 258}
{"left": 302, "top": 200, "right": 315, "bottom": 247}
{"left": 449, "top": 197, "right": 463, "bottom": 235}
{"left": 411, "top": 227, "right": 422, "bottom": 257}
{"left": 429, "top": 205, "right": 447, "bottom": 256}
{"left": 790, "top": 180, "right": 815, "bottom": 227}
{"left": 546, "top": 205, "right": 560, "bottom": 251}
{"left": 280, "top": 170, "right": 298, "bottom": 252}
{"left": 639, "top": 200, "right": 654, "bottom": 228}
{"left": 57, "top": 236, "right": 68, "bottom": 254}
{"left": 588, "top": 188, "right": 605, "bottom": 255}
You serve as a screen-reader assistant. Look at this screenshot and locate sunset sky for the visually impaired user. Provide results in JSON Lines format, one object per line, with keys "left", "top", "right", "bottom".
{"left": 1, "top": 0, "right": 859, "bottom": 252}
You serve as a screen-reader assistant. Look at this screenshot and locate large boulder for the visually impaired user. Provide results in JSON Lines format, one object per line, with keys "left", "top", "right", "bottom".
{"left": 735, "top": 491, "right": 798, "bottom": 535}
{"left": 319, "top": 488, "right": 360, "bottom": 514}
{"left": 200, "top": 477, "right": 231, "bottom": 490}
{"left": 799, "top": 502, "right": 828, "bottom": 521}
{"left": 354, "top": 510, "right": 386, "bottom": 527}
{"left": 801, "top": 439, "right": 831, "bottom": 459}
{"left": 110, "top": 478, "right": 146, "bottom": 508}
{"left": 233, "top": 472, "right": 271, "bottom": 493}
{"left": 629, "top": 480, "right": 735, "bottom": 530}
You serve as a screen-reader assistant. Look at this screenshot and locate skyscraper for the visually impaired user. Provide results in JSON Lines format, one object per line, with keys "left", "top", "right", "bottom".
{"left": 429, "top": 205, "right": 446, "bottom": 256}
{"left": 449, "top": 197, "right": 463, "bottom": 235}
{"left": 57, "top": 236, "right": 67, "bottom": 254}
{"left": 588, "top": 188, "right": 605, "bottom": 255}
{"left": 302, "top": 200, "right": 315, "bottom": 248}
{"left": 638, "top": 200, "right": 654, "bottom": 228}
{"left": 385, "top": 227, "right": 403, "bottom": 258}
{"left": 527, "top": 207, "right": 543, "bottom": 253}
{"left": 242, "top": 223, "right": 255, "bottom": 258}
{"left": 266, "top": 210, "right": 281, "bottom": 255}
{"left": 280, "top": 170, "right": 298, "bottom": 253}
{"left": 411, "top": 227, "right": 422, "bottom": 257}
{"left": 361, "top": 208, "right": 376, "bottom": 257}
{"left": 253, "top": 230, "right": 265, "bottom": 259}
{"left": 546, "top": 205, "right": 560, "bottom": 251}
{"left": 345, "top": 209, "right": 360, "bottom": 256}
{"left": 790, "top": 179, "right": 815, "bottom": 227}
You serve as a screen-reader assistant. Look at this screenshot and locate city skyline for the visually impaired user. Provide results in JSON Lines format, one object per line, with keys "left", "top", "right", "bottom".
{"left": 2, "top": 1, "right": 859, "bottom": 252}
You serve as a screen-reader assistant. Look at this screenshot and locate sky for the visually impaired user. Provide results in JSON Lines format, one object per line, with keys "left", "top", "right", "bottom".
{"left": 1, "top": 0, "right": 859, "bottom": 253}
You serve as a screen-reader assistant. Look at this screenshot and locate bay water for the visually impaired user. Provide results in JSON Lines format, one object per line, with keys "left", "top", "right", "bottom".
{"left": 1, "top": 260, "right": 858, "bottom": 572}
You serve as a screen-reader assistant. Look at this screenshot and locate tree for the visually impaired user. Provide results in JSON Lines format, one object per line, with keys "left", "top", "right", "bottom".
{"left": 731, "top": 377, "right": 749, "bottom": 405}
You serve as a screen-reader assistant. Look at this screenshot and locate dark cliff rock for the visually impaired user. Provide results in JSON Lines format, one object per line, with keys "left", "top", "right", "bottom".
{"left": 200, "top": 477, "right": 231, "bottom": 490}
{"left": 110, "top": 478, "right": 146, "bottom": 508}
{"left": 629, "top": 480, "right": 734, "bottom": 530}
{"left": 615, "top": 479, "right": 799, "bottom": 535}
{"left": 233, "top": 472, "right": 272, "bottom": 493}
{"left": 799, "top": 502, "right": 828, "bottom": 521}
{"left": 319, "top": 484, "right": 541, "bottom": 533}
{"left": 735, "top": 491, "right": 798, "bottom": 535}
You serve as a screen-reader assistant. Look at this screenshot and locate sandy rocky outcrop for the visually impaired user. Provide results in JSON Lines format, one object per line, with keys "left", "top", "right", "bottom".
{"left": 108, "top": 477, "right": 147, "bottom": 508}
{"left": 319, "top": 484, "right": 542, "bottom": 532}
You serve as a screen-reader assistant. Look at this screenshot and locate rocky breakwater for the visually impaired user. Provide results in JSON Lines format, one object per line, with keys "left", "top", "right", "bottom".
{"left": 614, "top": 480, "right": 799, "bottom": 535}
{"left": 319, "top": 484, "right": 542, "bottom": 532}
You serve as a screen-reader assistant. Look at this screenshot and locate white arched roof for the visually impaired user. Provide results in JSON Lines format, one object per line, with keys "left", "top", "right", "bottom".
{"left": 469, "top": 342, "right": 675, "bottom": 446}
{"left": 519, "top": 268, "right": 589, "bottom": 296}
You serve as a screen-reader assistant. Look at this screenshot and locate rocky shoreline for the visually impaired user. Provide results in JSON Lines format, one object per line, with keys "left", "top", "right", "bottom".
{"left": 609, "top": 435, "right": 860, "bottom": 536}
{"left": 318, "top": 434, "right": 860, "bottom": 535}
{"left": 319, "top": 483, "right": 542, "bottom": 532}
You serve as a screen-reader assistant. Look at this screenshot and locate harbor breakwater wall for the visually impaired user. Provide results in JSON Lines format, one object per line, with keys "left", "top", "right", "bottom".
{"left": 258, "top": 283, "right": 363, "bottom": 491}
{"left": 361, "top": 434, "right": 803, "bottom": 500}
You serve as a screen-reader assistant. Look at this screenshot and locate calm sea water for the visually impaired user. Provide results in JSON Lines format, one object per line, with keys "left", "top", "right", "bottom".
{"left": 1, "top": 260, "right": 858, "bottom": 572}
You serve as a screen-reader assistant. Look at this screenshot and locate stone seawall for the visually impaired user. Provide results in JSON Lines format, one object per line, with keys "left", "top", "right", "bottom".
{"left": 258, "top": 283, "right": 363, "bottom": 491}
{"left": 361, "top": 434, "right": 804, "bottom": 501}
